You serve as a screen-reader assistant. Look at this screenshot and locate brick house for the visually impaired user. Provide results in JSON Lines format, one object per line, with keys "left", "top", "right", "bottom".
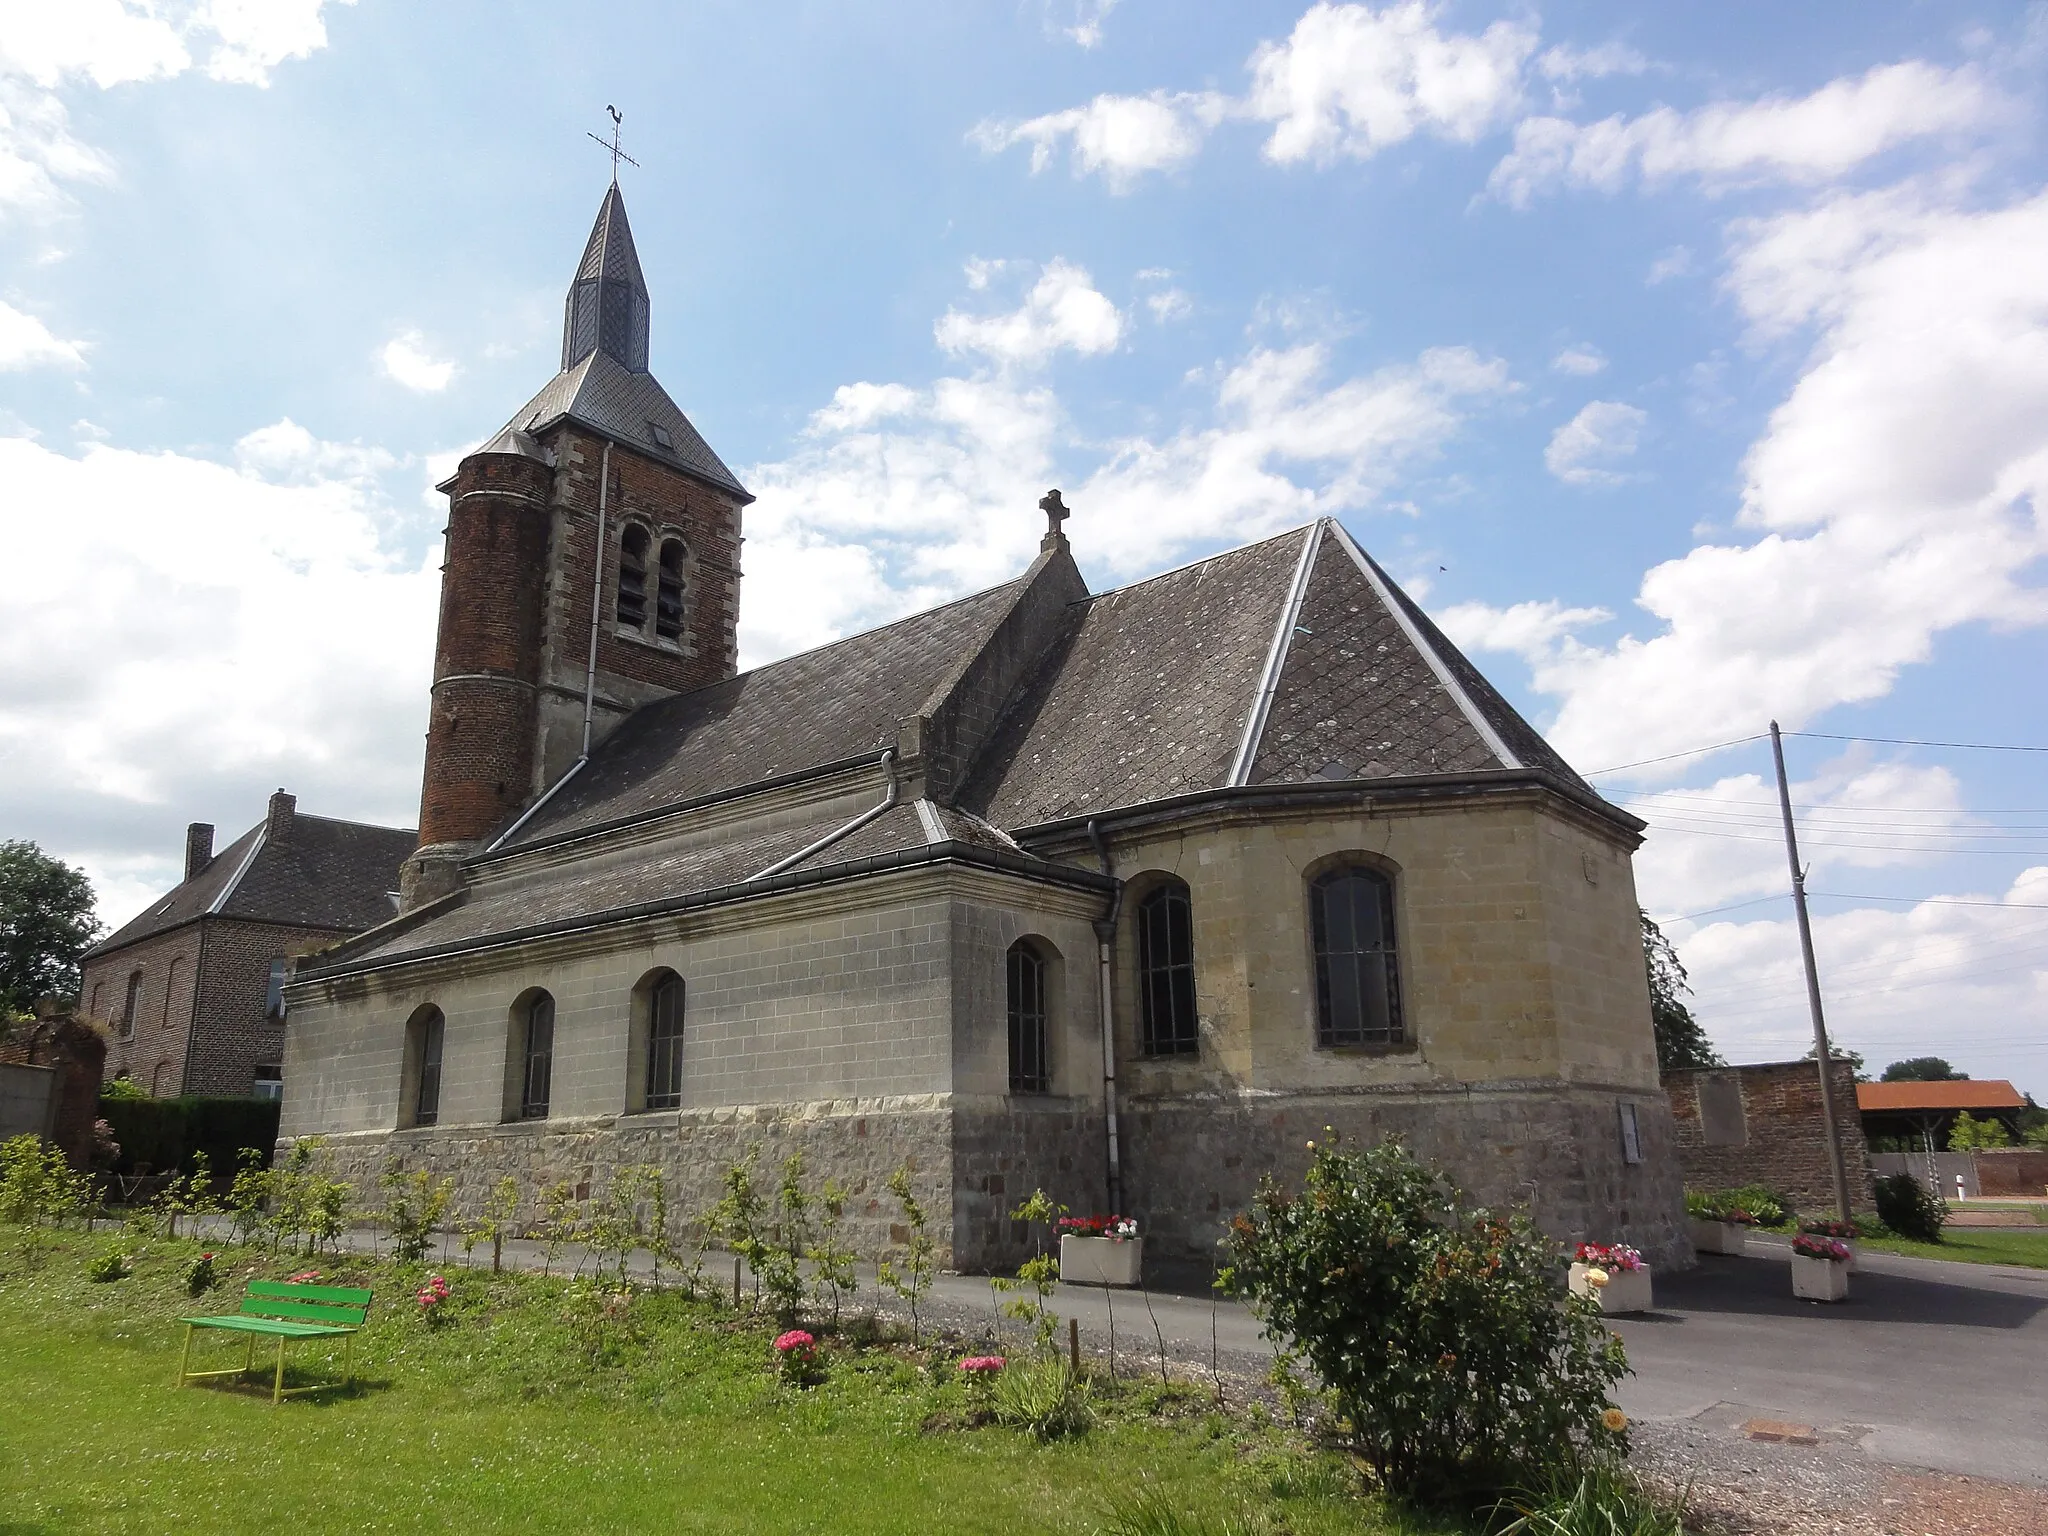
{"left": 80, "top": 792, "right": 415, "bottom": 1100}
{"left": 1663, "top": 1058, "right": 1874, "bottom": 1213}
{"left": 279, "top": 182, "right": 1690, "bottom": 1272}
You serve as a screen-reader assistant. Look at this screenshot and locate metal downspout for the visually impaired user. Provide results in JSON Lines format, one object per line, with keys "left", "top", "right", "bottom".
{"left": 1087, "top": 819, "right": 1125, "bottom": 1213}
{"left": 749, "top": 750, "right": 898, "bottom": 881}
{"left": 581, "top": 441, "right": 614, "bottom": 757}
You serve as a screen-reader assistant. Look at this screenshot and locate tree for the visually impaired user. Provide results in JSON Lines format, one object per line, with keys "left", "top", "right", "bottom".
{"left": 0, "top": 842, "right": 102, "bottom": 1016}
{"left": 1642, "top": 910, "right": 1722, "bottom": 1071}
{"left": 1947, "top": 1111, "right": 2012, "bottom": 1151}
{"left": 1804, "top": 1044, "right": 1868, "bottom": 1081}
{"left": 1881, "top": 1057, "right": 1965, "bottom": 1083}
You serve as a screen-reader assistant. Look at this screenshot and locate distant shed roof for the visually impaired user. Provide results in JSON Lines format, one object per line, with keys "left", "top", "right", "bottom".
{"left": 1855, "top": 1080, "right": 2027, "bottom": 1113}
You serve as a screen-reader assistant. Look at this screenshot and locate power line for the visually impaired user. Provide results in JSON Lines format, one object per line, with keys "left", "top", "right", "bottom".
{"left": 1809, "top": 891, "right": 2048, "bottom": 911}
{"left": 1583, "top": 734, "right": 1769, "bottom": 777}
{"left": 1791, "top": 731, "right": 2048, "bottom": 754}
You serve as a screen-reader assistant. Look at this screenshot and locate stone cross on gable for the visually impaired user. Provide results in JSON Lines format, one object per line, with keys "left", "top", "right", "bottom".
{"left": 1039, "top": 488, "right": 1070, "bottom": 548}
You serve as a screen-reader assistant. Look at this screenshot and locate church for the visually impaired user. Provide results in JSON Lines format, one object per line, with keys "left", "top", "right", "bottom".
{"left": 280, "top": 182, "right": 1690, "bottom": 1271}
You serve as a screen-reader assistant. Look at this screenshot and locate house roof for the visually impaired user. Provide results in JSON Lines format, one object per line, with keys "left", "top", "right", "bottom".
{"left": 1856, "top": 1080, "right": 2028, "bottom": 1113}
{"left": 86, "top": 813, "right": 416, "bottom": 958}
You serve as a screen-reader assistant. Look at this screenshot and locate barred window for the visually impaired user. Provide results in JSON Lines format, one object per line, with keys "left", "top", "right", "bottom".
{"left": 616, "top": 524, "right": 650, "bottom": 630}
{"left": 520, "top": 992, "right": 555, "bottom": 1119}
{"left": 1138, "top": 880, "right": 1198, "bottom": 1056}
{"left": 412, "top": 1007, "right": 445, "bottom": 1127}
{"left": 655, "top": 539, "right": 686, "bottom": 642}
{"left": 1007, "top": 942, "right": 1049, "bottom": 1094}
{"left": 1310, "top": 866, "right": 1404, "bottom": 1047}
{"left": 645, "top": 973, "right": 685, "bottom": 1110}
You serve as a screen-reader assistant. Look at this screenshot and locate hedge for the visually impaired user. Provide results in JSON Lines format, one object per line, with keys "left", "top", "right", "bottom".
{"left": 96, "top": 1095, "right": 280, "bottom": 1176}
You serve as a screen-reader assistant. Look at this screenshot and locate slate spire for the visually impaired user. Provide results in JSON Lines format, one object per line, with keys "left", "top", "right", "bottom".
{"left": 561, "top": 184, "right": 651, "bottom": 373}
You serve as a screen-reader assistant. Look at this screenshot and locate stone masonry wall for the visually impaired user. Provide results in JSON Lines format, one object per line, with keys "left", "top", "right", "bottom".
{"left": 1664, "top": 1059, "right": 1873, "bottom": 1214}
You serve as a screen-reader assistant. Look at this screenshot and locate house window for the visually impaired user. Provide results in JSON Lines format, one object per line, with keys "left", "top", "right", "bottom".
{"left": 121, "top": 971, "right": 142, "bottom": 1041}
{"left": 520, "top": 992, "right": 556, "bottom": 1119}
{"left": 162, "top": 957, "right": 184, "bottom": 1030}
{"left": 412, "top": 1008, "right": 445, "bottom": 1126}
{"left": 616, "top": 524, "right": 650, "bottom": 630}
{"left": 1007, "top": 942, "right": 1049, "bottom": 1094}
{"left": 1310, "top": 865, "right": 1404, "bottom": 1047}
{"left": 90, "top": 982, "right": 102, "bottom": 1017}
{"left": 265, "top": 957, "right": 288, "bottom": 1020}
{"left": 645, "top": 973, "right": 685, "bottom": 1109}
{"left": 1138, "top": 880, "right": 1198, "bottom": 1056}
{"left": 654, "top": 538, "right": 686, "bottom": 641}
{"left": 253, "top": 1064, "right": 283, "bottom": 1102}
{"left": 150, "top": 1061, "right": 171, "bottom": 1096}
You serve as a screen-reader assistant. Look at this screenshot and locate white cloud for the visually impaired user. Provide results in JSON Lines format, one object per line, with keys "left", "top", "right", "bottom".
{"left": 1646, "top": 245, "right": 1693, "bottom": 284}
{"left": 934, "top": 259, "right": 1125, "bottom": 368}
{"left": 1551, "top": 343, "right": 1606, "bottom": 375}
{"left": 1246, "top": 0, "right": 1535, "bottom": 166}
{"left": 1536, "top": 42, "right": 1650, "bottom": 84}
{"left": 1438, "top": 597, "right": 1612, "bottom": 659}
{"left": 0, "top": 0, "right": 345, "bottom": 223}
{"left": 1146, "top": 288, "right": 1193, "bottom": 323}
{"left": 1544, "top": 399, "right": 1645, "bottom": 484}
{"left": 0, "top": 422, "right": 435, "bottom": 929}
{"left": 1488, "top": 61, "right": 1998, "bottom": 206}
{"left": 379, "top": 329, "right": 457, "bottom": 392}
{"left": 1040, "top": 0, "right": 1119, "bottom": 49}
{"left": 0, "top": 298, "right": 85, "bottom": 369}
{"left": 1486, "top": 186, "right": 2048, "bottom": 779}
{"left": 1671, "top": 867, "right": 2048, "bottom": 1094}
{"left": 742, "top": 319, "right": 1510, "bottom": 666}
{"left": 972, "top": 91, "right": 1226, "bottom": 191}
{"left": 975, "top": 1, "right": 1533, "bottom": 188}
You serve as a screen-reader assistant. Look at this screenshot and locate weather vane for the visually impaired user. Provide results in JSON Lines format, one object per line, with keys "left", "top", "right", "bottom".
{"left": 588, "top": 105, "right": 640, "bottom": 183}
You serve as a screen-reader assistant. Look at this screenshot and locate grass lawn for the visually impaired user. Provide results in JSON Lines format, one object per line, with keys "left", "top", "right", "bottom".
{"left": 0, "top": 1229, "right": 1442, "bottom": 1536}
{"left": 1855, "top": 1227, "right": 2048, "bottom": 1269}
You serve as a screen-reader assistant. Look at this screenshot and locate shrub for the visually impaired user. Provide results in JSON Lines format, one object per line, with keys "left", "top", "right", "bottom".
{"left": 1223, "top": 1136, "right": 1629, "bottom": 1507}
{"left": 877, "top": 1162, "right": 937, "bottom": 1345}
{"left": 184, "top": 1250, "right": 218, "bottom": 1296}
{"left": 1874, "top": 1174, "right": 1946, "bottom": 1243}
{"left": 94, "top": 1094, "right": 279, "bottom": 1176}
{"left": 1492, "top": 1466, "right": 1685, "bottom": 1536}
{"left": 84, "top": 1244, "right": 129, "bottom": 1282}
{"left": 382, "top": 1165, "right": 453, "bottom": 1264}
{"left": 992, "top": 1357, "right": 1092, "bottom": 1441}
{"left": 773, "top": 1328, "right": 819, "bottom": 1386}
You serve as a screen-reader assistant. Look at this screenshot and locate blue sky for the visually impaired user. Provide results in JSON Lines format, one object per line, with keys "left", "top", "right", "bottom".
{"left": 3, "top": 1, "right": 2046, "bottom": 1095}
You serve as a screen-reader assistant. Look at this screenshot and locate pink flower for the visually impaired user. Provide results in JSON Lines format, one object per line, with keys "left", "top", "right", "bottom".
{"left": 773, "top": 1329, "right": 816, "bottom": 1354}
{"left": 287, "top": 1270, "right": 321, "bottom": 1284}
{"left": 958, "top": 1355, "right": 1006, "bottom": 1374}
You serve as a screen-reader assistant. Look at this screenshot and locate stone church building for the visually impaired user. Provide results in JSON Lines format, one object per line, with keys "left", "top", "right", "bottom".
{"left": 281, "top": 184, "right": 1688, "bottom": 1270}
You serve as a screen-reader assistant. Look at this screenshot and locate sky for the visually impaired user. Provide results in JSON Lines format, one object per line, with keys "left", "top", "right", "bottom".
{"left": 1, "top": 1, "right": 2045, "bottom": 1096}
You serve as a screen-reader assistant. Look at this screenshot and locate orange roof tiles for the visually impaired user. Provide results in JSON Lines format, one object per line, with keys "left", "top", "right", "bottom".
{"left": 1856, "top": 1080, "right": 2027, "bottom": 1113}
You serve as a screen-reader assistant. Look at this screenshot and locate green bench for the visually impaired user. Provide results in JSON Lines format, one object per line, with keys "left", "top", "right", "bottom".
{"left": 178, "top": 1280, "right": 373, "bottom": 1405}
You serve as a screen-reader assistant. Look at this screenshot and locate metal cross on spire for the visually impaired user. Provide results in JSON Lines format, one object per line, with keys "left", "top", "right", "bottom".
{"left": 588, "top": 105, "right": 640, "bottom": 183}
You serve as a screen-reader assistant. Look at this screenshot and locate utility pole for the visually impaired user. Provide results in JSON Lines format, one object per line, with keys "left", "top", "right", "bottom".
{"left": 1770, "top": 721, "right": 1854, "bottom": 1223}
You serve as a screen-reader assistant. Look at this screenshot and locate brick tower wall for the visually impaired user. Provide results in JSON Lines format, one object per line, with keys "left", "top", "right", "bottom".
{"left": 530, "top": 425, "right": 744, "bottom": 788}
{"left": 417, "top": 452, "right": 557, "bottom": 850}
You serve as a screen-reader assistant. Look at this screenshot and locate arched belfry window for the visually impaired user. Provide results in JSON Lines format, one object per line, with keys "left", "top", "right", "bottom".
{"left": 1007, "top": 942, "right": 1049, "bottom": 1094}
{"left": 655, "top": 538, "right": 686, "bottom": 642}
{"left": 616, "top": 524, "right": 650, "bottom": 631}
{"left": 1310, "top": 866, "right": 1404, "bottom": 1047}
{"left": 519, "top": 992, "right": 556, "bottom": 1118}
{"left": 1138, "top": 880, "right": 1199, "bottom": 1056}
{"left": 645, "top": 972, "right": 685, "bottom": 1109}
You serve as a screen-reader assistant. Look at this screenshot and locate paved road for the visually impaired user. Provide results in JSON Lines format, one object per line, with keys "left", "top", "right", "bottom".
{"left": 1610, "top": 1237, "right": 2048, "bottom": 1486}
{"left": 184, "top": 1218, "right": 2048, "bottom": 1485}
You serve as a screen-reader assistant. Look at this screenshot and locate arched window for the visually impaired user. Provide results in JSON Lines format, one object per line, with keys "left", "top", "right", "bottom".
{"left": 1138, "top": 880, "right": 1198, "bottom": 1056}
{"left": 654, "top": 538, "right": 686, "bottom": 642}
{"left": 409, "top": 1006, "right": 446, "bottom": 1127}
{"left": 645, "top": 972, "right": 685, "bottom": 1109}
{"left": 162, "top": 957, "right": 184, "bottom": 1030}
{"left": 519, "top": 991, "right": 556, "bottom": 1118}
{"left": 150, "top": 1061, "right": 171, "bottom": 1096}
{"left": 616, "top": 524, "right": 650, "bottom": 630}
{"left": 121, "top": 971, "right": 143, "bottom": 1041}
{"left": 1007, "top": 942, "right": 1049, "bottom": 1094}
{"left": 1310, "top": 865, "right": 1403, "bottom": 1047}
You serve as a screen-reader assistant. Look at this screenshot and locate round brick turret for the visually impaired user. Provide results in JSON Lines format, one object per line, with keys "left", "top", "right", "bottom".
{"left": 408, "top": 444, "right": 556, "bottom": 895}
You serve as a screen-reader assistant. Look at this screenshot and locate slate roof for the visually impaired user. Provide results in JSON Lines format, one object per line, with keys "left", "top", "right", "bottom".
{"left": 497, "top": 350, "right": 749, "bottom": 501}
{"left": 503, "top": 579, "right": 1031, "bottom": 849}
{"left": 88, "top": 814, "right": 416, "bottom": 958}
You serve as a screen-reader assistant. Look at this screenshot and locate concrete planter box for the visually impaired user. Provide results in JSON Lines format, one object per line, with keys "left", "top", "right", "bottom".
{"left": 1791, "top": 1254, "right": 1850, "bottom": 1302}
{"left": 1568, "top": 1262, "right": 1653, "bottom": 1315}
{"left": 1060, "top": 1234, "right": 1142, "bottom": 1287}
{"left": 1690, "top": 1219, "right": 1749, "bottom": 1255}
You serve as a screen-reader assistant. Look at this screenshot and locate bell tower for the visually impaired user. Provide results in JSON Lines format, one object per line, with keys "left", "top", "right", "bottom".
{"left": 402, "top": 183, "right": 752, "bottom": 908}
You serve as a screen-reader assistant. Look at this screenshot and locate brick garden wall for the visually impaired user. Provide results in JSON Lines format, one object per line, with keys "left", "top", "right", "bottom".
{"left": 1664, "top": 1059, "right": 1874, "bottom": 1213}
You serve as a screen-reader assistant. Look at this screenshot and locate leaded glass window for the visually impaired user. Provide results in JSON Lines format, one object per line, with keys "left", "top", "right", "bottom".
{"left": 1138, "top": 881, "right": 1198, "bottom": 1056}
{"left": 520, "top": 992, "right": 555, "bottom": 1118}
{"left": 645, "top": 973, "right": 684, "bottom": 1110}
{"left": 1007, "top": 943, "right": 1049, "bottom": 1094}
{"left": 1310, "top": 866, "right": 1403, "bottom": 1047}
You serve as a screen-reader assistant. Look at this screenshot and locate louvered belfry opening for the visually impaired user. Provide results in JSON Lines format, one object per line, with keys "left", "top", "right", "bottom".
{"left": 617, "top": 523, "right": 650, "bottom": 630}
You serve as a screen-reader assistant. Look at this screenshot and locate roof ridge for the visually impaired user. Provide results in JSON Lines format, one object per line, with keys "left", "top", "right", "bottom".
{"left": 205, "top": 826, "right": 268, "bottom": 916}
{"left": 1228, "top": 523, "right": 1322, "bottom": 786}
{"left": 287, "top": 812, "right": 417, "bottom": 836}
